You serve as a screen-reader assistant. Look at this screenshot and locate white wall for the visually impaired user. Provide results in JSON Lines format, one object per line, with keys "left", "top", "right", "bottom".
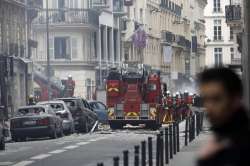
{"left": 55, "top": 69, "right": 96, "bottom": 98}
{"left": 34, "top": 29, "right": 96, "bottom": 62}
{"left": 204, "top": 0, "right": 235, "bottom": 67}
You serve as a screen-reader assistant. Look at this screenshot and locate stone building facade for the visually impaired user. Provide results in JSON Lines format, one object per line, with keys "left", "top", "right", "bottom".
{"left": 0, "top": 0, "right": 37, "bottom": 117}
{"left": 121, "top": 0, "right": 207, "bottom": 92}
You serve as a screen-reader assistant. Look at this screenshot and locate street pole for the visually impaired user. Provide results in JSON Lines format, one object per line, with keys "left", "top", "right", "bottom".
{"left": 46, "top": 0, "right": 51, "bottom": 100}
{"left": 242, "top": 0, "right": 250, "bottom": 108}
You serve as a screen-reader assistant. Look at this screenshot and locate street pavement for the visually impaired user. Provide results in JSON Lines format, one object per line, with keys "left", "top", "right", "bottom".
{"left": 170, "top": 124, "right": 211, "bottom": 166}
{"left": 169, "top": 130, "right": 211, "bottom": 166}
{"left": 0, "top": 118, "right": 206, "bottom": 166}
{"left": 0, "top": 129, "right": 158, "bottom": 166}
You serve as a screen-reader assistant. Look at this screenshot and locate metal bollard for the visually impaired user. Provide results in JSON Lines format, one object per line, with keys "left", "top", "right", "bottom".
{"left": 160, "top": 131, "right": 164, "bottom": 166}
{"left": 169, "top": 124, "right": 173, "bottom": 159}
{"left": 185, "top": 117, "right": 188, "bottom": 146}
{"left": 141, "top": 141, "right": 146, "bottom": 166}
{"left": 173, "top": 123, "right": 177, "bottom": 155}
{"left": 165, "top": 128, "right": 169, "bottom": 164}
{"left": 189, "top": 117, "right": 192, "bottom": 142}
{"left": 114, "top": 157, "right": 120, "bottom": 166}
{"left": 196, "top": 113, "right": 200, "bottom": 136}
{"left": 176, "top": 122, "right": 180, "bottom": 152}
{"left": 123, "top": 150, "right": 129, "bottom": 166}
{"left": 97, "top": 163, "right": 104, "bottom": 166}
{"left": 156, "top": 134, "right": 160, "bottom": 166}
{"left": 148, "top": 137, "right": 153, "bottom": 166}
{"left": 134, "top": 146, "right": 140, "bottom": 166}
{"left": 192, "top": 115, "right": 196, "bottom": 140}
{"left": 201, "top": 112, "right": 204, "bottom": 130}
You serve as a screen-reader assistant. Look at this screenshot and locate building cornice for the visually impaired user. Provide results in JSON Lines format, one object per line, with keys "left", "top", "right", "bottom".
{"left": 204, "top": 15, "right": 225, "bottom": 19}
{"left": 3, "top": 0, "right": 25, "bottom": 8}
{"left": 205, "top": 42, "right": 234, "bottom": 47}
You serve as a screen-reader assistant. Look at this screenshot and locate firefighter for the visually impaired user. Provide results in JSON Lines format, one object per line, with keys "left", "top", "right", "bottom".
{"left": 164, "top": 91, "right": 174, "bottom": 122}
{"left": 173, "top": 92, "right": 182, "bottom": 121}
{"left": 28, "top": 95, "right": 36, "bottom": 105}
{"left": 65, "top": 75, "right": 75, "bottom": 97}
{"left": 188, "top": 93, "right": 194, "bottom": 105}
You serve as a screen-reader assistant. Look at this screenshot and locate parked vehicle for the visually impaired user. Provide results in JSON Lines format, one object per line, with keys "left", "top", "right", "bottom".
{"left": 37, "top": 101, "right": 75, "bottom": 135}
{"left": 57, "top": 98, "right": 98, "bottom": 133}
{"left": 88, "top": 101, "right": 108, "bottom": 124}
{"left": 0, "top": 106, "right": 5, "bottom": 150}
{"left": 10, "top": 105, "right": 63, "bottom": 141}
{"left": 106, "top": 65, "right": 164, "bottom": 130}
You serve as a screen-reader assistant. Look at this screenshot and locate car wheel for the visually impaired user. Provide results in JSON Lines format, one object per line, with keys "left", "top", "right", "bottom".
{"left": 79, "top": 117, "right": 88, "bottom": 133}
{"left": 20, "top": 137, "right": 27, "bottom": 142}
{"left": 11, "top": 135, "right": 19, "bottom": 142}
{"left": 0, "top": 137, "right": 5, "bottom": 150}
{"left": 50, "top": 127, "right": 57, "bottom": 139}
{"left": 84, "top": 119, "right": 89, "bottom": 133}
{"left": 71, "top": 125, "right": 75, "bottom": 134}
{"left": 58, "top": 127, "right": 64, "bottom": 138}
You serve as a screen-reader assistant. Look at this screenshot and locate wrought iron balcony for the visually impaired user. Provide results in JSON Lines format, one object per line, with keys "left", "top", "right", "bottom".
{"left": 113, "top": 0, "right": 125, "bottom": 16}
{"left": 160, "top": 0, "right": 182, "bottom": 17}
{"left": 161, "top": 31, "right": 175, "bottom": 44}
{"left": 33, "top": 8, "right": 99, "bottom": 28}
{"left": 91, "top": 0, "right": 109, "bottom": 9}
{"left": 231, "top": 58, "right": 241, "bottom": 65}
{"left": 225, "top": 5, "right": 242, "bottom": 23}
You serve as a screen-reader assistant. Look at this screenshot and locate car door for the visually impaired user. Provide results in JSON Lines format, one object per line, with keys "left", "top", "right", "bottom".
{"left": 81, "top": 99, "right": 97, "bottom": 125}
{"left": 97, "top": 102, "right": 107, "bottom": 112}
{"left": 48, "top": 108, "right": 60, "bottom": 130}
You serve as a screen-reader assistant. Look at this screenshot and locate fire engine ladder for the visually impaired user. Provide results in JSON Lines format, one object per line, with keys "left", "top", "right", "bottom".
{"left": 33, "top": 63, "right": 64, "bottom": 91}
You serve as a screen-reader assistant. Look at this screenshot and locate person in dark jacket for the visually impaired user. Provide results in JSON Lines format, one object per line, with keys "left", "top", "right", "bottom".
{"left": 197, "top": 67, "right": 250, "bottom": 166}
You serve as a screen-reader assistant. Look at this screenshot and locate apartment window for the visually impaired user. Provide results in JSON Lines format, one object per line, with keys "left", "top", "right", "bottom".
{"left": 101, "top": 26, "right": 105, "bottom": 60}
{"left": 58, "top": 0, "right": 65, "bottom": 8}
{"left": 134, "top": 8, "right": 136, "bottom": 20}
{"left": 54, "top": 37, "right": 71, "bottom": 59}
{"left": 93, "top": 32, "right": 97, "bottom": 58}
{"left": 230, "top": 27, "right": 234, "bottom": 40}
{"left": 214, "top": 48, "right": 223, "bottom": 67}
{"left": 69, "top": 0, "right": 78, "bottom": 8}
{"left": 71, "top": 37, "right": 78, "bottom": 59}
{"left": 230, "top": 47, "right": 234, "bottom": 59}
{"left": 213, "top": 0, "right": 221, "bottom": 12}
{"left": 140, "top": 8, "right": 143, "bottom": 22}
{"left": 214, "top": 20, "right": 222, "bottom": 41}
{"left": 107, "top": 27, "right": 111, "bottom": 61}
{"left": 114, "top": 29, "right": 118, "bottom": 62}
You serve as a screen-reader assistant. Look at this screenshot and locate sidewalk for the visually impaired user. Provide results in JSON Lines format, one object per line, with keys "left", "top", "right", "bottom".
{"left": 170, "top": 130, "right": 211, "bottom": 166}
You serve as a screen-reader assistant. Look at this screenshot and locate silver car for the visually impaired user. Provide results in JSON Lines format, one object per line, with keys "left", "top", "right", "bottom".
{"left": 10, "top": 105, "right": 63, "bottom": 141}
{"left": 37, "top": 101, "right": 75, "bottom": 135}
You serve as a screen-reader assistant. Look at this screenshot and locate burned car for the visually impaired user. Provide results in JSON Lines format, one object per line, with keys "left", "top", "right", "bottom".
{"left": 37, "top": 100, "right": 74, "bottom": 135}
{"left": 0, "top": 106, "right": 6, "bottom": 150}
{"left": 57, "top": 98, "right": 98, "bottom": 133}
{"left": 10, "top": 105, "right": 63, "bottom": 141}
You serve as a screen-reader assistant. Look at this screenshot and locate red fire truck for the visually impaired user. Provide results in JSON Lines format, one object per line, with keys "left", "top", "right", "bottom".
{"left": 106, "top": 64, "right": 165, "bottom": 130}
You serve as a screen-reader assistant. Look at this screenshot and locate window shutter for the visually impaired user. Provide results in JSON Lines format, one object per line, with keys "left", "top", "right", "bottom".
{"left": 71, "top": 37, "right": 78, "bottom": 59}
{"left": 66, "top": 37, "right": 71, "bottom": 60}
{"left": 49, "top": 37, "right": 54, "bottom": 59}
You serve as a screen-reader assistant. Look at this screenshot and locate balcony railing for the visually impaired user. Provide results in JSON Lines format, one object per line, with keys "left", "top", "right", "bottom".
{"left": 91, "top": 0, "right": 109, "bottom": 8}
{"left": 113, "top": 0, "right": 125, "bottom": 15}
{"left": 161, "top": 31, "right": 175, "bottom": 44}
{"left": 160, "top": 0, "right": 182, "bottom": 17}
{"left": 33, "top": 8, "right": 99, "bottom": 28}
{"left": 225, "top": 5, "right": 242, "bottom": 23}
{"left": 231, "top": 58, "right": 241, "bottom": 65}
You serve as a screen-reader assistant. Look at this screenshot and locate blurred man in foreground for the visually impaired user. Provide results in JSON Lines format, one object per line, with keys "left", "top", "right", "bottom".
{"left": 197, "top": 67, "right": 250, "bottom": 166}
